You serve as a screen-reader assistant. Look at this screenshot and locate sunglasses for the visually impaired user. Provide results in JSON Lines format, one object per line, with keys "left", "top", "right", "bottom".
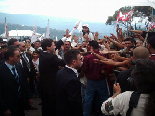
{"left": 22, "top": 46, "right": 25, "bottom": 48}
{"left": 16, "top": 54, "right": 22, "bottom": 58}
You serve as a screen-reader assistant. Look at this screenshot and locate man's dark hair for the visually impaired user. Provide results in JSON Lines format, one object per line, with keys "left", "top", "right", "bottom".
{"left": 41, "top": 39, "right": 53, "bottom": 51}
{"left": 25, "top": 38, "right": 31, "bottom": 42}
{"left": 124, "top": 38, "right": 132, "bottom": 42}
{"left": 4, "top": 46, "right": 19, "bottom": 60}
{"left": 89, "top": 40, "right": 99, "bottom": 49}
{"left": 83, "top": 41, "right": 87, "bottom": 43}
{"left": 35, "top": 40, "right": 41, "bottom": 43}
{"left": 131, "top": 39, "right": 136, "bottom": 46}
{"left": 7, "top": 45, "right": 19, "bottom": 49}
{"left": 131, "top": 59, "right": 155, "bottom": 116}
{"left": 147, "top": 36, "right": 155, "bottom": 49}
{"left": 33, "top": 50, "right": 40, "bottom": 54}
{"left": 64, "top": 49, "right": 80, "bottom": 65}
{"left": 7, "top": 38, "right": 18, "bottom": 46}
{"left": 1, "top": 45, "right": 8, "bottom": 49}
{"left": 64, "top": 41, "right": 71, "bottom": 46}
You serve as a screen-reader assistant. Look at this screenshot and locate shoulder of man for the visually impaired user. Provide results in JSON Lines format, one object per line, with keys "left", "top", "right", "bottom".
{"left": 25, "top": 52, "right": 31, "bottom": 58}
{"left": 0, "top": 62, "right": 6, "bottom": 69}
{"left": 119, "top": 67, "right": 133, "bottom": 77}
{"left": 40, "top": 51, "right": 53, "bottom": 58}
{"left": 0, "top": 63, "right": 9, "bottom": 76}
{"left": 56, "top": 68, "right": 74, "bottom": 81}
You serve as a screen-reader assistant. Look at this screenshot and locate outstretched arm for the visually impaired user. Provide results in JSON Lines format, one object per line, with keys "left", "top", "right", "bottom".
{"left": 129, "top": 26, "right": 143, "bottom": 34}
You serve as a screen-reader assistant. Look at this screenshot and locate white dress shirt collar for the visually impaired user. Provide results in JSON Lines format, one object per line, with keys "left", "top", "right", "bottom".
{"left": 65, "top": 65, "right": 78, "bottom": 78}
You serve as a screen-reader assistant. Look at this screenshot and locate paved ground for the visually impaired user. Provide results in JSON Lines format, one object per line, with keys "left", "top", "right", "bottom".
{"left": 25, "top": 98, "right": 42, "bottom": 116}
{"left": 25, "top": 98, "right": 102, "bottom": 116}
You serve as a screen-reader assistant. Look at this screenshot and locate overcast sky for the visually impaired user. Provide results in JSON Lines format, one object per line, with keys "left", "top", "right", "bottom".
{"left": 0, "top": 0, "right": 155, "bottom": 22}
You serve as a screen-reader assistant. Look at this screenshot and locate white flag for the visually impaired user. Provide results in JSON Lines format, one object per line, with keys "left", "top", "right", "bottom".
{"left": 31, "top": 21, "right": 37, "bottom": 43}
{"left": 46, "top": 19, "right": 50, "bottom": 38}
{"left": 56, "top": 36, "right": 58, "bottom": 41}
{"left": 66, "top": 20, "right": 82, "bottom": 42}
{"left": 38, "top": 33, "right": 45, "bottom": 41}
{"left": 77, "top": 20, "right": 82, "bottom": 32}
{"left": 69, "top": 20, "right": 82, "bottom": 35}
{"left": 16, "top": 28, "right": 18, "bottom": 39}
{"left": 4, "top": 17, "right": 9, "bottom": 38}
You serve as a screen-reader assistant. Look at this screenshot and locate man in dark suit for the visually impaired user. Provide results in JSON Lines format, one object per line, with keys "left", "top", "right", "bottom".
{"left": 39, "top": 39, "right": 65, "bottom": 116}
{"left": 0, "top": 47, "right": 32, "bottom": 116}
{"left": 9, "top": 40, "right": 36, "bottom": 110}
{"left": 19, "top": 42, "right": 36, "bottom": 98}
{"left": 55, "top": 49, "right": 83, "bottom": 116}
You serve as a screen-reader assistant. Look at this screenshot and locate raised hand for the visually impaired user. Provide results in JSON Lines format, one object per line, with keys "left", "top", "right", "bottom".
{"left": 66, "top": 28, "right": 69, "bottom": 38}
{"left": 119, "top": 28, "right": 122, "bottom": 36}
{"left": 116, "top": 25, "right": 119, "bottom": 32}
{"left": 94, "top": 32, "right": 99, "bottom": 41}
{"left": 3, "top": 110, "right": 12, "bottom": 116}
{"left": 113, "top": 83, "right": 121, "bottom": 94}
{"left": 83, "top": 35, "right": 89, "bottom": 42}
{"left": 93, "top": 59, "right": 100, "bottom": 63}
{"left": 110, "top": 33, "right": 117, "bottom": 40}
{"left": 95, "top": 32, "right": 99, "bottom": 37}
{"left": 29, "top": 99, "right": 33, "bottom": 105}
{"left": 104, "top": 35, "right": 108, "bottom": 39}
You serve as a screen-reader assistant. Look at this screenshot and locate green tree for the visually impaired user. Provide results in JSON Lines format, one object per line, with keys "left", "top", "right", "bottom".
{"left": 106, "top": 6, "right": 152, "bottom": 25}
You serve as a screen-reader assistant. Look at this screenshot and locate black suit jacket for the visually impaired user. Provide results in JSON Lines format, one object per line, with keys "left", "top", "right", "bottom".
{"left": 117, "top": 67, "right": 136, "bottom": 92}
{"left": 39, "top": 52, "right": 65, "bottom": 99}
{"left": 0, "top": 63, "right": 31, "bottom": 115}
{"left": 55, "top": 67, "right": 83, "bottom": 116}
{"left": 21, "top": 52, "right": 36, "bottom": 95}
{"left": 21, "top": 52, "right": 36, "bottom": 80}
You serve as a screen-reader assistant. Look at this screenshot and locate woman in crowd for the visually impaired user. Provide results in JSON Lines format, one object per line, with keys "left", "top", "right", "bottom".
{"left": 32, "top": 51, "right": 39, "bottom": 72}
{"left": 82, "top": 24, "right": 94, "bottom": 42}
{"left": 32, "top": 51, "right": 40, "bottom": 98}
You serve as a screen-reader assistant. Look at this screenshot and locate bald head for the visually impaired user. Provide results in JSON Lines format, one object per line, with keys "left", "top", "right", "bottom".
{"left": 133, "top": 47, "right": 149, "bottom": 60}
{"left": 19, "top": 42, "right": 26, "bottom": 52}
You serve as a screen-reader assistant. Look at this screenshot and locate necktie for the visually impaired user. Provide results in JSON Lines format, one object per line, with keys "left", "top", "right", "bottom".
{"left": 22, "top": 53, "right": 31, "bottom": 72}
{"left": 12, "top": 67, "right": 17, "bottom": 79}
{"left": 76, "top": 72, "right": 79, "bottom": 78}
{"left": 12, "top": 67, "right": 21, "bottom": 97}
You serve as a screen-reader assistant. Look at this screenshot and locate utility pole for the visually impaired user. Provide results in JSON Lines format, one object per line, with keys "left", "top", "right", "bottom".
{"left": 125, "top": 6, "right": 127, "bottom": 38}
{"left": 4, "top": 17, "right": 6, "bottom": 38}
{"left": 152, "top": 7, "right": 155, "bottom": 31}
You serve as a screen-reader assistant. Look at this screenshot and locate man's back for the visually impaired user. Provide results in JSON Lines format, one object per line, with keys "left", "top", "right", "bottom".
{"left": 39, "top": 51, "right": 65, "bottom": 94}
{"left": 82, "top": 51, "right": 106, "bottom": 80}
{"left": 117, "top": 67, "right": 136, "bottom": 92}
{"left": 39, "top": 52, "right": 65, "bottom": 78}
{"left": 55, "top": 67, "right": 83, "bottom": 116}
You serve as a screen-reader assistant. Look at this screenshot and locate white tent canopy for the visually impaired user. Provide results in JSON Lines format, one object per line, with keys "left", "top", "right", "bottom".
{"left": 0, "top": 30, "right": 41, "bottom": 37}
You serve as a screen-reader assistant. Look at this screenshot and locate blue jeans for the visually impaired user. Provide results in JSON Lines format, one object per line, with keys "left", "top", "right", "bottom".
{"left": 84, "top": 79, "right": 108, "bottom": 116}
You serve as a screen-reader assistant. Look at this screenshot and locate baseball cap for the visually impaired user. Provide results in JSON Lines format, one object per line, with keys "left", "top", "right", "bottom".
{"left": 82, "top": 24, "right": 89, "bottom": 28}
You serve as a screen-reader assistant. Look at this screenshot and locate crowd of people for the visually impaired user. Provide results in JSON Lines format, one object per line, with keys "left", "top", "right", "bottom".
{"left": 0, "top": 24, "right": 155, "bottom": 116}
